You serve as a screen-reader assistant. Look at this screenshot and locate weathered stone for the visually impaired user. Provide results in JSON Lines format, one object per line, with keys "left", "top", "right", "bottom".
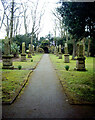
{"left": 64, "top": 54, "right": 69, "bottom": 63}
{"left": 64, "top": 43, "right": 69, "bottom": 63}
{"left": 2, "top": 37, "right": 14, "bottom": 69}
{"left": 21, "top": 42, "right": 26, "bottom": 62}
{"left": 2, "top": 55, "right": 14, "bottom": 69}
{"left": 75, "top": 43, "right": 86, "bottom": 71}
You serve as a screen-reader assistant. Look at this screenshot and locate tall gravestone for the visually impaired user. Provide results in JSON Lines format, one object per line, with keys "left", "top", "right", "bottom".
{"left": 75, "top": 43, "right": 86, "bottom": 71}
{"left": 64, "top": 43, "right": 69, "bottom": 63}
{"left": 59, "top": 45, "right": 62, "bottom": 59}
{"left": 21, "top": 42, "right": 26, "bottom": 62}
{"left": 28, "top": 44, "right": 32, "bottom": 58}
{"left": 2, "top": 37, "right": 14, "bottom": 69}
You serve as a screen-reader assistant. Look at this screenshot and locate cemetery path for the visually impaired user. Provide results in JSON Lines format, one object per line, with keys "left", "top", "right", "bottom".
{"left": 2, "top": 54, "right": 95, "bottom": 119}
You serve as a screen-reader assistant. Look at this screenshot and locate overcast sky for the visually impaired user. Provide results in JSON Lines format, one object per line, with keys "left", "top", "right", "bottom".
{"left": 0, "top": 0, "right": 59, "bottom": 39}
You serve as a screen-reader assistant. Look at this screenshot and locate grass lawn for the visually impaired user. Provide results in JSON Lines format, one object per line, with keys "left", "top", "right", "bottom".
{"left": 49, "top": 54, "right": 95, "bottom": 104}
{"left": 2, "top": 53, "right": 43, "bottom": 103}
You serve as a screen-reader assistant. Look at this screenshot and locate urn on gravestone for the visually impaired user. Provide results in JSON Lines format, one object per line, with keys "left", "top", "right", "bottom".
{"left": 2, "top": 36, "right": 14, "bottom": 69}
{"left": 21, "top": 42, "right": 26, "bottom": 62}
{"left": 28, "top": 44, "right": 32, "bottom": 58}
{"left": 64, "top": 43, "right": 69, "bottom": 63}
{"left": 58, "top": 45, "right": 62, "bottom": 59}
{"left": 75, "top": 43, "right": 86, "bottom": 71}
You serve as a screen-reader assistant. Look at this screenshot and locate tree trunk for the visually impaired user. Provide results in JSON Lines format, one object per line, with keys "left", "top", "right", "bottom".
{"left": 9, "top": 0, "right": 14, "bottom": 54}
{"left": 72, "top": 39, "right": 76, "bottom": 60}
{"left": 87, "top": 39, "right": 91, "bottom": 57}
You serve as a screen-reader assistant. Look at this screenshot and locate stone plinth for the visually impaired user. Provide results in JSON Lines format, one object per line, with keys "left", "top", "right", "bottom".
{"left": 75, "top": 43, "right": 86, "bottom": 71}
{"left": 2, "top": 55, "right": 14, "bottom": 69}
{"left": 21, "top": 53, "right": 26, "bottom": 62}
{"left": 75, "top": 57, "right": 86, "bottom": 71}
{"left": 64, "top": 54, "right": 69, "bottom": 63}
{"left": 59, "top": 53, "right": 62, "bottom": 59}
{"left": 28, "top": 53, "right": 32, "bottom": 58}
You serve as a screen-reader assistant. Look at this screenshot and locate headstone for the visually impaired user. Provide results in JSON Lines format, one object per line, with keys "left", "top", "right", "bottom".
{"left": 2, "top": 37, "right": 14, "bottom": 69}
{"left": 28, "top": 44, "right": 32, "bottom": 58}
{"left": 75, "top": 43, "right": 86, "bottom": 71}
{"left": 21, "top": 42, "right": 26, "bottom": 62}
{"left": 59, "top": 45, "right": 62, "bottom": 59}
{"left": 64, "top": 42, "right": 69, "bottom": 63}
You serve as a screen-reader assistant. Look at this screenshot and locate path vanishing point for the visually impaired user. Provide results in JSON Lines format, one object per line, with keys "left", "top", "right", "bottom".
{"left": 2, "top": 54, "right": 95, "bottom": 119}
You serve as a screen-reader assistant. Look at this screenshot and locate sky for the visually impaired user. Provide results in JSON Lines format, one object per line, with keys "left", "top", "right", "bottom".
{"left": 0, "top": 0, "right": 59, "bottom": 39}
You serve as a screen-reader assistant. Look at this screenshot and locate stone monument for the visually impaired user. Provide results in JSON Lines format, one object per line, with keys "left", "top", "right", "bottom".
{"left": 64, "top": 43, "right": 69, "bottom": 63}
{"left": 2, "top": 37, "right": 14, "bottom": 69}
{"left": 21, "top": 42, "right": 26, "bottom": 62}
{"left": 59, "top": 45, "right": 62, "bottom": 59}
{"left": 75, "top": 43, "right": 86, "bottom": 71}
{"left": 28, "top": 44, "right": 32, "bottom": 58}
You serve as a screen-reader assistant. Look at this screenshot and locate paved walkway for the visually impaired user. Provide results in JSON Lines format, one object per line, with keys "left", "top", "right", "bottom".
{"left": 2, "top": 54, "right": 95, "bottom": 118}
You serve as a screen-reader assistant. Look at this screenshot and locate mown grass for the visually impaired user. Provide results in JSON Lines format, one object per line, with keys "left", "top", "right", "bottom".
{"left": 50, "top": 54, "right": 95, "bottom": 104}
{"left": 2, "top": 53, "right": 43, "bottom": 102}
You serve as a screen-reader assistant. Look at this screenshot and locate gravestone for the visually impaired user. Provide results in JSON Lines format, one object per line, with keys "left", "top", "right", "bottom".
{"left": 75, "top": 43, "right": 86, "bottom": 71}
{"left": 21, "top": 42, "right": 26, "bottom": 62}
{"left": 28, "top": 44, "right": 32, "bottom": 58}
{"left": 2, "top": 37, "right": 14, "bottom": 69}
{"left": 59, "top": 45, "right": 62, "bottom": 59}
{"left": 64, "top": 43, "right": 69, "bottom": 63}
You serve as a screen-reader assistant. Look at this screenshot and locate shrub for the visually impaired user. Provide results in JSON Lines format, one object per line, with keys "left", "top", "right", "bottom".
{"left": 31, "top": 59, "right": 33, "bottom": 62}
{"left": 64, "top": 65, "right": 69, "bottom": 71}
{"left": 18, "top": 65, "right": 22, "bottom": 70}
{"left": 38, "top": 47, "right": 44, "bottom": 53}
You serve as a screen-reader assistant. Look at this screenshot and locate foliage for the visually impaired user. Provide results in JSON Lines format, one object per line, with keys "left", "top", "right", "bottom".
{"left": 38, "top": 47, "right": 44, "bottom": 53}
{"left": 18, "top": 65, "right": 22, "bottom": 70}
{"left": 31, "top": 59, "right": 33, "bottom": 62}
{"left": 64, "top": 65, "right": 69, "bottom": 71}
{"left": 57, "top": 2, "right": 95, "bottom": 40}
{"left": 11, "top": 42, "right": 20, "bottom": 57}
{"left": 57, "top": 2, "right": 95, "bottom": 56}
{"left": 49, "top": 45, "right": 55, "bottom": 53}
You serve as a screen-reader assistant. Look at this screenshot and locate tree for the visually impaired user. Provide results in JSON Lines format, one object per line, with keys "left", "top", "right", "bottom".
{"left": 57, "top": 2, "right": 95, "bottom": 56}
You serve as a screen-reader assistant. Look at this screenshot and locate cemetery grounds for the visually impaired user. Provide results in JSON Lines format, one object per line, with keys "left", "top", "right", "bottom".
{"left": 50, "top": 54, "right": 95, "bottom": 104}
